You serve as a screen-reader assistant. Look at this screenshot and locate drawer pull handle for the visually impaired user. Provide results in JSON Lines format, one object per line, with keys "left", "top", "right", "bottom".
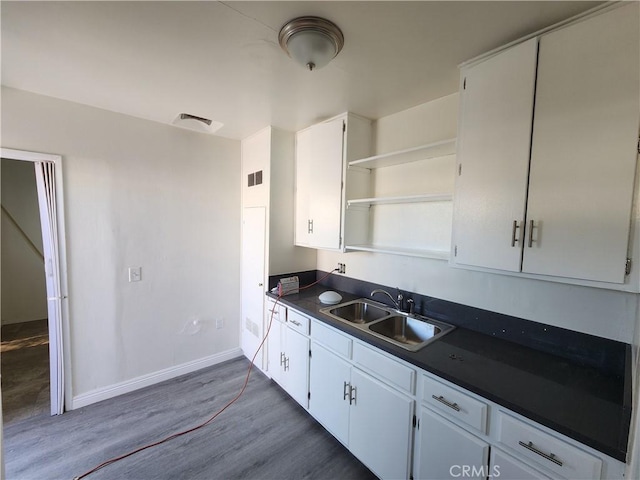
{"left": 432, "top": 395, "right": 461, "bottom": 412}
{"left": 289, "top": 319, "right": 302, "bottom": 327}
{"left": 518, "top": 441, "right": 563, "bottom": 467}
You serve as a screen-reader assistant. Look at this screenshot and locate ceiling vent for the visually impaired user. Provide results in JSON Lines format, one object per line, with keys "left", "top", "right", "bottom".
{"left": 171, "top": 113, "right": 223, "bottom": 134}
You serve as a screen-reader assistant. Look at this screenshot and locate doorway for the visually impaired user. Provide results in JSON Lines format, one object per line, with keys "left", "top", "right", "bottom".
{"left": 0, "top": 148, "right": 68, "bottom": 419}
{"left": 1, "top": 158, "right": 49, "bottom": 424}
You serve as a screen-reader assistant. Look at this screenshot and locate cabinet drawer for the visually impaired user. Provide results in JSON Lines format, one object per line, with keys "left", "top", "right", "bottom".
{"left": 422, "top": 375, "right": 487, "bottom": 434}
{"left": 266, "top": 299, "right": 285, "bottom": 323}
{"left": 353, "top": 342, "right": 414, "bottom": 393}
{"left": 311, "top": 320, "right": 351, "bottom": 358}
{"left": 497, "top": 412, "right": 602, "bottom": 479}
{"left": 287, "top": 309, "right": 310, "bottom": 335}
{"left": 491, "top": 448, "right": 551, "bottom": 480}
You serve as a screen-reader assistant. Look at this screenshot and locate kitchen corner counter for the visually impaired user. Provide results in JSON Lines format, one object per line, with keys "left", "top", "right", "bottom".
{"left": 267, "top": 286, "right": 631, "bottom": 463}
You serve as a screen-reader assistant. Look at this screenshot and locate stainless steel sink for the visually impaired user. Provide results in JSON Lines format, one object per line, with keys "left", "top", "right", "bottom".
{"left": 321, "top": 299, "right": 392, "bottom": 324}
{"left": 367, "top": 315, "right": 454, "bottom": 352}
{"left": 320, "top": 298, "right": 455, "bottom": 351}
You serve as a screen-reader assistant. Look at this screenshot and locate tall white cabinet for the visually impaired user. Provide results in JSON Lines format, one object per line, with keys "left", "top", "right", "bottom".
{"left": 453, "top": 3, "right": 639, "bottom": 285}
{"left": 240, "top": 127, "right": 316, "bottom": 372}
{"left": 295, "top": 113, "right": 372, "bottom": 251}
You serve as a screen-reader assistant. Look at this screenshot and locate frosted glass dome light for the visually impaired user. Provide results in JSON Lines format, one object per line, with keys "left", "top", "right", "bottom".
{"left": 278, "top": 16, "right": 344, "bottom": 71}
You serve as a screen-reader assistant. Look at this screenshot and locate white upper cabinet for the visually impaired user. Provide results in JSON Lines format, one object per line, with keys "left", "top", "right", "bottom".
{"left": 523, "top": 4, "right": 639, "bottom": 283}
{"left": 307, "top": 117, "right": 345, "bottom": 249}
{"left": 294, "top": 127, "right": 313, "bottom": 247}
{"left": 453, "top": 38, "right": 538, "bottom": 272}
{"left": 453, "top": 4, "right": 639, "bottom": 285}
{"left": 295, "top": 113, "right": 372, "bottom": 251}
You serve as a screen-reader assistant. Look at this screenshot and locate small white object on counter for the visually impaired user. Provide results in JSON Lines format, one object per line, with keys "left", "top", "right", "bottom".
{"left": 319, "top": 291, "right": 342, "bottom": 305}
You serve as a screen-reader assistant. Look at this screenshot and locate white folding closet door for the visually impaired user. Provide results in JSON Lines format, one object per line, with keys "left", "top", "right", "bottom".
{"left": 34, "top": 161, "right": 64, "bottom": 415}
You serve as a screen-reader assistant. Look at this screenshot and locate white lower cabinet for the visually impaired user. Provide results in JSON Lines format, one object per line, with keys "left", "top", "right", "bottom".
{"left": 267, "top": 315, "right": 285, "bottom": 384}
{"left": 309, "top": 321, "right": 414, "bottom": 479}
{"left": 267, "top": 307, "right": 310, "bottom": 408}
{"left": 278, "top": 316, "right": 625, "bottom": 480}
{"left": 348, "top": 368, "right": 414, "bottom": 480}
{"left": 284, "top": 328, "right": 310, "bottom": 407}
{"left": 308, "top": 341, "right": 351, "bottom": 444}
{"left": 415, "top": 407, "right": 489, "bottom": 480}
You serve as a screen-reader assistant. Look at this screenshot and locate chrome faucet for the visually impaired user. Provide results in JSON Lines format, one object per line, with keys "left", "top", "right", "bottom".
{"left": 371, "top": 288, "right": 403, "bottom": 311}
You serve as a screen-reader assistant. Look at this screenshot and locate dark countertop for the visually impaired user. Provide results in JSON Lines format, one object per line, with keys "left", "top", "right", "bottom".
{"left": 268, "top": 286, "right": 631, "bottom": 463}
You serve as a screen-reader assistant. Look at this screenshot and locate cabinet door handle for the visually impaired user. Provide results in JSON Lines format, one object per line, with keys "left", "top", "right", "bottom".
{"left": 308, "top": 219, "right": 314, "bottom": 234}
{"left": 284, "top": 356, "right": 290, "bottom": 372}
{"left": 432, "top": 394, "right": 461, "bottom": 412}
{"left": 511, "top": 220, "right": 521, "bottom": 247}
{"left": 528, "top": 220, "right": 535, "bottom": 248}
{"left": 518, "top": 441, "right": 563, "bottom": 467}
{"left": 289, "top": 319, "right": 301, "bottom": 327}
{"left": 280, "top": 352, "right": 285, "bottom": 367}
{"left": 349, "top": 386, "right": 357, "bottom": 405}
{"left": 343, "top": 381, "right": 350, "bottom": 401}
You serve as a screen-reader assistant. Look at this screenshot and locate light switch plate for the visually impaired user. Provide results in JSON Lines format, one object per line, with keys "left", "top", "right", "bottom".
{"left": 128, "top": 267, "right": 142, "bottom": 282}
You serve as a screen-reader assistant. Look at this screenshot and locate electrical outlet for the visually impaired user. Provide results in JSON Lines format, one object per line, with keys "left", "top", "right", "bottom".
{"left": 215, "top": 318, "right": 224, "bottom": 330}
{"left": 338, "top": 263, "right": 346, "bottom": 274}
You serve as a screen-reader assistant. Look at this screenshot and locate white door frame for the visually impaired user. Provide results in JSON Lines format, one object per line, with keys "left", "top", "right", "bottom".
{"left": 1, "top": 147, "right": 70, "bottom": 415}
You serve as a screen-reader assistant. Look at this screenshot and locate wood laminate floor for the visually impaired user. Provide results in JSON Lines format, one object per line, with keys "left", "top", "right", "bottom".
{"left": 1, "top": 319, "right": 50, "bottom": 426}
{"left": 4, "top": 357, "right": 377, "bottom": 480}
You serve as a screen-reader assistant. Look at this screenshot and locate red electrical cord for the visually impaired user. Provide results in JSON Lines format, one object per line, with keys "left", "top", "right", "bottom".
{"left": 74, "top": 269, "right": 338, "bottom": 479}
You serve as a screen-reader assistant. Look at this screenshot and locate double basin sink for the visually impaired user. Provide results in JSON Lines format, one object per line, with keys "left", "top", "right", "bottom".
{"left": 320, "top": 298, "right": 455, "bottom": 352}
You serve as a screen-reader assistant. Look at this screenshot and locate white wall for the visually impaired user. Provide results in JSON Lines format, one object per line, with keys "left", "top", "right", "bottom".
{"left": 1, "top": 87, "right": 241, "bottom": 403}
{"left": 318, "top": 92, "right": 639, "bottom": 343}
{"left": 1, "top": 158, "right": 48, "bottom": 324}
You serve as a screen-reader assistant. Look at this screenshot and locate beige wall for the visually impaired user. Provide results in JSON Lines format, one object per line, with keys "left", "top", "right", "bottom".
{"left": 1, "top": 158, "right": 48, "bottom": 324}
{"left": 1, "top": 87, "right": 241, "bottom": 404}
{"left": 318, "top": 92, "right": 639, "bottom": 343}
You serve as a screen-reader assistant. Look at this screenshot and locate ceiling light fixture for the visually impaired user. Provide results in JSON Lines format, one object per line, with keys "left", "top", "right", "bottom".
{"left": 278, "top": 16, "right": 344, "bottom": 71}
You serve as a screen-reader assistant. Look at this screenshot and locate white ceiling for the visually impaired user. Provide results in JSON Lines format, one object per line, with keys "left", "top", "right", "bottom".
{"left": 1, "top": 1, "right": 602, "bottom": 140}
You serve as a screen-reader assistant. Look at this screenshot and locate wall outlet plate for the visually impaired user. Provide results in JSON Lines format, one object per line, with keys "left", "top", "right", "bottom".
{"left": 128, "top": 267, "right": 142, "bottom": 282}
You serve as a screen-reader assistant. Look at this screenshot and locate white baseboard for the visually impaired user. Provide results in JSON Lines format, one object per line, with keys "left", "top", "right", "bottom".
{"left": 70, "top": 348, "right": 243, "bottom": 410}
